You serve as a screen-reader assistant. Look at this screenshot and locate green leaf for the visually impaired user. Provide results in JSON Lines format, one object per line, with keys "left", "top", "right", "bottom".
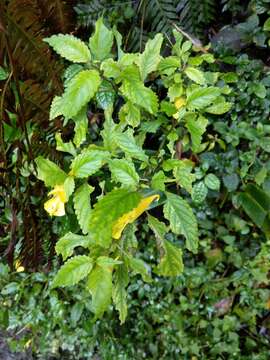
{"left": 264, "top": 17, "right": 270, "bottom": 31}
{"left": 60, "top": 70, "right": 101, "bottom": 119}
{"left": 157, "top": 240, "right": 183, "bottom": 276}
{"left": 115, "top": 131, "right": 148, "bottom": 162}
{"left": 96, "top": 80, "right": 116, "bottom": 110}
{"left": 120, "top": 66, "right": 158, "bottom": 114}
{"left": 164, "top": 192, "right": 198, "bottom": 253}
{"left": 52, "top": 255, "right": 93, "bottom": 288}
{"left": 173, "top": 160, "right": 196, "bottom": 194}
{"left": 185, "top": 115, "right": 208, "bottom": 153}
{"left": 151, "top": 170, "right": 168, "bottom": 192}
{"left": 205, "top": 98, "right": 232, "bottom": 115}
{"left": 187, "top": 87, "right": 220, "bottom": 109}
{"left": 119, "top": 101, "right": 141, "bottom": 128}
{"left": 73, "top": 108, "right": 88, "bottom": 147}
{"left": 55, "top": 232, "right": 93, "bottom": 260}
{"left": 0, "top": 66, "right": 9, "bottom": 80}
{"left": 112, "top": 264, "right": 129, "bottom": 324}
{"left": 191, "top": 182, "right": 208, "bottom": 204}
{"left": 128, "top": 257, "right": 151, "bottom": 282}
{"left": 55, "top": 133, "right": 76, "bottom": 156}
{"left": 137, "top": 34, "right": 163, "bottom": 81}
{"left": 35, "top": 156, "right": 67, "bottom": 187}
{"left": 185, "top": 67, "right": 205, "bottom": 85}
{"left": 89, "top": 18, "right": 113, "bottom": 61}
{"left": 97, "top": 256, "right": 122, "bottom": 267}
{"left": 44, "top": 34, "right": 91, "bottom": 63}
{"left": 49, "top": 96, "right": 64, "bottom": 120}
{"left": 63, "top": 176, "right": 75, "bottom": 198}
{"left": 71, "top": 149, "right": 109, "bottom": 178}
{"left": 74, "top": 183, "right": 94, "bottom": 234}
{"left": 89, "top": 189, "right": 141, "bottom": 248}
{"left": 109, "top": 159, "right": 139, "bottom": 189}
{"left": 87, "top": 264, "right": 112, "bottom": 318}
{"left": 204, "top": 174, "right": 220, "bottom": 191}
{"left": 158, "top": 56, "right": 179, "bottom": 76}
{"left": 101, "top": 59, "right": 121, "bottom": 79}
{"left": 148, "top": 214, "right": 167, "bottom": 244}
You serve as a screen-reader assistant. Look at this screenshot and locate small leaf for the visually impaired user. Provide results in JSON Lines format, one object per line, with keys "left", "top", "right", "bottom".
{"left": 164, "top": 192, "right": 198, "bottom": 253}
{"left": 116, "top": 131, "right": 148, "bottom": 162}
{"left": 205, "top": 99, "right": 232, "bottom": 115}
{"left": 191, "top": 182, "right": 208, "bottom": 203}
{"left": 185, "top": 67, "right": 205, "bottom": 85}
{"left": 71, "top": 149, "right": 109, "bottom": 178}
{"left": 173, "top": 160, "right": 196, "bottom": 194}
{"left": 157, "top": 240, "right": 184, "bottom": 276}
{"left": 73, "top": 108, "right": 88, "bottom": 147}
{"left": 55, "top": 232, "right": 93, "bottom": 260}
{"left": 128, "top": 257, "right": 151, "bottom": 282}
{"left": 109, "top": 159, "right": 139, "bottom": 189}
{"left": 87, "top": 264, "right": 112, "bottom": 318}
{"left": 35, "top": 156, "right": 67, "bottom": 187}
{"left": 137, "top": 33, "right": 163, "bottom": 81}
{"left": 55, "top": 133, "right": 76, "bottom": 156}
{"left": 52, "top": 255, "right": 93, "bottom": 288}
{"left": 89, "top": 18, "right": 113, "bottom": 61}
{"left": 151, "top": 170, "right": 168, "bottom": 191}
{"left": 97, "top": 256, "right": 122, "bottom": 267}
{"left": 148, "top": 214, "right": 167, "bottom": 243}
{"left": 96, "top": 80, "right": 116, "bottom": 110}
{"left": 44, "top": 34, "right": 91, "bottom": 63}
{"left": 119, "top": 101, "right": 140, "bottom": 128}
{"left": 185, "top": 115, "right": 208, "bottom": 153}
{"left": 112, "top": 194, "right": 159, "bottom": 240}
{"left": 204, "top": 173, "right": 220, "bottom": 191}
{"left": 74, "top": 183, "right": 94, "bottom": 234}
{"left": 112, "top": 264, "right": 129, "bottom": 324}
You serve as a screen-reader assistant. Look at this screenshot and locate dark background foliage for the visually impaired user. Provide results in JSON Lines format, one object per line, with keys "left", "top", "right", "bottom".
{"left": 1, "top": 0, "right": 270, "bottom": 358}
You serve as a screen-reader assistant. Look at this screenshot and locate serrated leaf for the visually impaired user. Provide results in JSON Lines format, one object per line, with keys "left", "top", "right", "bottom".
{"left": 71, "top": 149, "right": 108, "bottom": 178}
{"left": 191, "top": 182, "right": 208, "bottom": 203}
{"left": 128, "top": 257, "right": 151, "bottom": 282}
{"left": 205, "top": 98, "right": 232, "bottom": 115}
{"left": 115, "top": 131, "right": 148, "bottom": 162}
{"left": 173, "top": 160, "right": 196, "bottom": 194}
{"left": 204, "top": 174, "right": 220, "bottom": 191}
{"left": 112, "top": 264, "right": 129, "bottom": 324}
{"left": 49, "top": 96, "right": 64, "bottom": 120}
{"left": 151, "top": 170, "right": 168, "bottom": 191}
{"left": 137, "top": 33, "right": 163, "bottom": 81}
{"left": 109, "top": 159, "right": 139, "bottom": 189}
{"left": 55, "top": 232, "right": 93, "bottom": 260}
{"left": 89, "top": 189, "right": 141, "bottom": 248}
{"left": 119, "top": 101, "right": 141, "bottom": 128}
{"left": 185, "top": 115, "right": 208, "bottom": 153}
{"left": 112, "top": 194, "right": 159, "bottom": 240}
{"left": 60, "top": 70, "right": 101, "bottom": 119}
{"left": 52, "top": 255, "right": 93, "bottom": 288}
{"left": 97, "top": 256, "right": 122, "bottom": 267}
{"left": 187, "top": 87, "right": 220, "bottom": 109}
{"left": 148, "top": 214, "right": 167, "bottom": 243}
{"left": 36, "top": 156, "right": 67, "bottom": 187}
{"left": 44, "top": 34, "right": 91, "bottom": 63}
{"left": 158, "top": 56, "right": 179, "bottom": 76}
{"left": 101, "top": 59, "right": 121, "bottom": 79}
{"left": 89, "top": 18, "right": 113, "bottom": 61}
{"left": 157, "top": 240, "right": 183, "bottom": 276}
{"left": 164, "top": 192, "right": 198, "bottom": 253}
{"left": 73, "top": 108, "right": 88, "bottom": 147}
{"left": 74, "top": 183, "right": 94, "bottom": 234}
{"left": 96, "top": 80, "right": 116, "bottom": 110}
{"left": 185, "top": 67, "right": 205, "bottom": 85}
{"left": 87, "top": 264, "right": 112, "bottom": 318}
{"left": 55, "top": 133, "right": 76, "bottom": 156}
{"left": 63, "top": 176, "right": 75, "bottom": 198}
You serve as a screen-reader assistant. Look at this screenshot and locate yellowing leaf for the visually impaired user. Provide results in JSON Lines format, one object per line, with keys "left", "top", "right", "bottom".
{"left": 174, "top": 97, "right": 186, "bottom": 110}
{"left": 112, "top": 195, "right": 159, "bottom": 239}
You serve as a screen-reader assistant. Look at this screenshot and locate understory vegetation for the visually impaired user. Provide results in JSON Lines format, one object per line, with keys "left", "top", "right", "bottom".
{"left": 1, "top": 1, "right": 270, "bottom": 359}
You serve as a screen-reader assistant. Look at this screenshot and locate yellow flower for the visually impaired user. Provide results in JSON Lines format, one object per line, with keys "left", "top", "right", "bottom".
{"left": 173, "top": 97, "right": 186, "bottom": 119}
{"left": 44, "top": 185, "right": 67, "bottom": 217}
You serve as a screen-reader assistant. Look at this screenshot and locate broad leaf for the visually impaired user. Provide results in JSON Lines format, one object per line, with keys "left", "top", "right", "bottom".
{"left": 112, "top": 194, "right": 159, "bottom": 240}
{"left": 148, "top": 214, "right": 167, "bottom": 244}
{"left": 204, "top": 174, "right": 220, "bottom": 191}
{"left": 36, "top": 156, "right": 67, "bottom": 187}
{"left": 173, "top": 160, "right": 195, "bottom": 194}
{"left": 89, "top": 18, "right": 113, "bottom": 61}
{"left": 115, "top": 131, "right": 148, "bottom": 162}
{"left": 137, "top": 33, "right": 163, "bottom": 81}
{"left": 112, "top": 264, "right": 129, "bottom": 324}
{"left": 185, "top": 67, "right": 205, "bottom": 85}
{"left": 96, "top": 80, "right": 115, "bottom": 110}
{"left": 157, "top": 240, "right": 184, "bottom": 276}
{"left": 52, "top": 255, "right": 93, "bottom": 288}
{"left": 128, "top": 257, "right": 151, "bottom": 282}
{"left": 185, "top": 115, "right": 208, "bottom": 153}
{"left": 44, "top": 34, "right": 91, "bottom": 63}
{"left": 187, "top": 87, "right": 220, "bottom": 109}
{"left": 55, "top": 232, "right": 93, "bottom": 260}
{"left": 74, "top": 183, "right": 94, "bottom": 234}
{"left": 71, "top": 149, "right": 108, "bottom": 178}
{"left": 60, "top": 70, "right": 101, "bottom": 118}
{"left": 87, "top": 265, "right": 112, "bottom": 318}
{"left": 109, "top": 159, "right": 139, "bottom": 189}
{"left": 192, "top": 182, "right": 208, "bottom": 204}
{"left": 151, "top": 170, "right": 168, "bottom": 191}
{"left": 89, "top": 189, "right": 142, "bottom": 247}
{"left": 55, "top": 133, "right": 76, "bottom": 156}
{"left": 119, "top": 101, "right": 141, "bottom": 128}
{"left": 73, "top": 109, "right": 88, "bottom": 147}
{"left": 164, "top": 192, "right": 198, "bottom": 253}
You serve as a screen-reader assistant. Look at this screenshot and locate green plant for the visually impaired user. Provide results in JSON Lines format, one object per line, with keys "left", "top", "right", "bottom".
{"left": 34, "top": 18, "right": 231, "bottom": 322}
